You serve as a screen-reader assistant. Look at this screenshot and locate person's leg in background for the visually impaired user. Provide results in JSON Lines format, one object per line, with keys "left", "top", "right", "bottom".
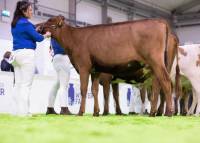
{"left": 46, "top": 55, "right": 72, "bottom": 115}
{"left": 46, "top": 77, "right": 59, "bottom": 115}
{"left": 58, "top": 55, "right": 72, "bottom": 115}
{"left": 46, "top": 55, "right": 60, "bottom": 115}
{"left": 57, "top": 66, "right": 71, "bottom": 115}
{"left": 12, "top": 65, "right": 21, "bottom": 115}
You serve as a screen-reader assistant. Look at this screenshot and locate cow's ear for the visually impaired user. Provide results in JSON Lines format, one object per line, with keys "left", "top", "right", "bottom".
{"left": 58, "top": 21, "right": 62, "bottom": 27}
{"left": 60, "top": 15, "right": 65, "bottom": 21}
{"left": 58, "top": 15, "right": 65, "bottom": 27}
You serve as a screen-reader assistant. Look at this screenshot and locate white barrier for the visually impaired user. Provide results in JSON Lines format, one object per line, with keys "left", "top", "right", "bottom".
{"left": 0, "top": 72, "right": 14, "bottom": 114}
{"left": 0, "top": 70, "right": 144, "bottom": 115}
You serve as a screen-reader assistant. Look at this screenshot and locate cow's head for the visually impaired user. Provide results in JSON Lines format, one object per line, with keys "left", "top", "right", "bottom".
{"left": 36, "top": 15, "right": 65, "bottom": 37}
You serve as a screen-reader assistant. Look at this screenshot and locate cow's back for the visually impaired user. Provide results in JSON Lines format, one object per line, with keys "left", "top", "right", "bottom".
{"left": 75, "top": 19, "right": 168, "bottom": 67}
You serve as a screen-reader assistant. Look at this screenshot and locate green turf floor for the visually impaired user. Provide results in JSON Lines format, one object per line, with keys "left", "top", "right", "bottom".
{"left": 0, "top": 114, "right": 200, "bottom": 143}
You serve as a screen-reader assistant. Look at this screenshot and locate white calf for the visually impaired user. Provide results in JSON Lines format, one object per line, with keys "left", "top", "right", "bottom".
{"left": 171, "top": 44, "right": 200, "bottom": 115}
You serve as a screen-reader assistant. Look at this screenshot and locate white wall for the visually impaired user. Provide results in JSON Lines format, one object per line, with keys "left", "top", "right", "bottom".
{"left": 0, "top": 0, "right": 17, "bottom": 40}
{"left": 0, "top": 0, "right": 69, "bottom": 40}
{"left": 176, "top": 26, "right": 200, "bottom": 45}
{"left": 76, "top": 1, "right": 131, "bottom": 24}
{"left": 0, "top": 39, "right": 12, "bottom": 61}
{"left": 0, "top": 38, "right": 55, "bottom": 75}
{"left": 1, "top": 0, "right": 199, "bottom": 46}
{"left": 37, "top": 0, "right": 69, "bottom": 13}
{"left": 76, "top": 0, "right": 146, "bottom": 24}
{"left": 76, "top": 0, "right": 102, "bottom": 24}
{"left": 108, "top": 7, "right": 128, "bottom": 22}
{"left": 35, "top": 0, "right": 69, "bottom": 18}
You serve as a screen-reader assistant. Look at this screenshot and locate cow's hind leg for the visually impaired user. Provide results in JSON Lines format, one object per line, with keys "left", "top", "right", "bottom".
{"left": 102, "top": 81, "right": 110, "bottom": 115}
{"left": 150, "top": 77, "right": 160, "bottom": 117}
{"left": 187, "top": 88, "right": 197, "bottom": 115}
{"left": 91, "top": 73, "right": 100, "bottom": 116}
{"left": 194, "top": 90, "right": 200, "bottom": 116}
{"left": 157, "top": 92, "right": 165, "bottom": 116}
{"left": 153, "top": 65, "right": 173, "bottom": 117}
{"left": 112, "top": 83, "right": 123, "bottom": 115}
{"left": 182, "top": 93, "right": 189, "bottom": 116}
{"left": 174, "top": 95, "right": 179, "bottom": 115}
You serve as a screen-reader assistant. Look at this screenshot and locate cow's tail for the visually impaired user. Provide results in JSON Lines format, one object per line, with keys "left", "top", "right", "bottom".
{"left": 164, "top": 22, "right": 169, "bottom": 67}
{"left": 174, "top": 35, "right": 182, "bottom": 109}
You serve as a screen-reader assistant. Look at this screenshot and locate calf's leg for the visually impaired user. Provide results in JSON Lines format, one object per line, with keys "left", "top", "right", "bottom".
{"left": 91, "top": 73, "right": 100, "bottom": 116}
{"left": 150, "top": 77, "right": 160, "bottom": 117}
{"left": 157, "top": 92, "right": 165, "bottom": 116}
{"left": 112, "top": 83, "right": 122, "bottom": 115}
{"left": 78, "top": 70, "right": 89, "bottom": 116}
{"left": 140, "top": 86, "right": 146, "bottom": 114}
{"left": 152, "top": 65, "right": 173, "bottom": 117}
{"left": 187, "top": 88, "right": 197, "bottom": 115}
{"left": 102, "top": 81, "right": 110, "bottom": 115}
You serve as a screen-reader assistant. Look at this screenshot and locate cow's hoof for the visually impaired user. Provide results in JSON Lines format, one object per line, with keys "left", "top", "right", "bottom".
{"left": 156, "top": 112, "right": 163, "bottom": 116}
{"left": 93, "top": 112, "right": 99, "bottom": 117}
{"left": 181, "top": 112, "right": 187, "bottom": 116}
{"left": 175, "top": 109, "right": 178, "bottom": 115}
{"left": 173, "top": 112, "right": 178, "bottom": 116}
{"left": 164, "top": 111, "right": 173, "bottom": 117}
{"left": 77, "top": 111, "right": 83, "bottom": 116}
{"left": 149, "top": 112, "right": 156, "bottom": 117}
{"left": 116, "top": 109, "right": 122, "bottom": 114}
{"left": 116, "top": 111, "right": 122, "bottom": 115}
{"left": 157, "top": 109, "right": 164, "bottom": 116}
{"left": 116, "top": 112, "right": 126, "bottom": 116}
{"left": 103, "top": 112, "right": 109, "bottom": 116}
{"left": 174, "top": 109, "right": 178, "bottom": 115}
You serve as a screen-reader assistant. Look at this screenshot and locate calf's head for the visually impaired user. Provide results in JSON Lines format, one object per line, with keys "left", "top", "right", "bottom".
{"left": 36, "top": 15, "right": 65, "bottom": 38}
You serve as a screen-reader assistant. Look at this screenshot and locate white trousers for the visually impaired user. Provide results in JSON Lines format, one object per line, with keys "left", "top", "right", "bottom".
{"left": 48, "top": 54, "right": 71, "bottom": 108}
{"left": 12, "top": 49, "right": 35, "bottom": 116}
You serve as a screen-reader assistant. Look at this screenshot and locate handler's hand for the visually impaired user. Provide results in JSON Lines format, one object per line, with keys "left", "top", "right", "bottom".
{"left": 44, "top": 31, "right": 51, "bottom": 38}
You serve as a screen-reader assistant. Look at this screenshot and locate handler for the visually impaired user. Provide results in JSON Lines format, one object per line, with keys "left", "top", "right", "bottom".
{"left": 11, "top": 1, "right": 51, "bottom": 116}
{"left": 46, "top": 38, "right": 72, "bottom": 115}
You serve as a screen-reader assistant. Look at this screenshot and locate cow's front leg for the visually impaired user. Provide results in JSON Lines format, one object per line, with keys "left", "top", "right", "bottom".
{"left": 153, "top": 65, "right": 173, "bottom": 117}
{"left": 91, "top": 73, "right": 100, "bottom": 116}
{"left": 78, "top": 69, "right": 90, "bottom": 116}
